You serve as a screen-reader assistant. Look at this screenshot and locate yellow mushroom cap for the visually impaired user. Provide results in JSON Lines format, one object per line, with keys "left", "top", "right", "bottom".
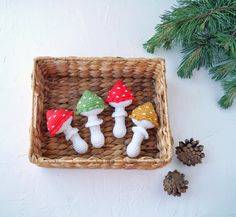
{"left": 129, "top": 102, "right": 158, "bottom": 128}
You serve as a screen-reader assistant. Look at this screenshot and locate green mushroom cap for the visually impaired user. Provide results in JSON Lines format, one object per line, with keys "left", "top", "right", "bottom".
{"left": 76, "top": 90, "right": 107, "bottom": 115}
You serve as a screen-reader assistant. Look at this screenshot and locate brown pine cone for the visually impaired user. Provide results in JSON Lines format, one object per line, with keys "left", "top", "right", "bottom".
{"left": 163, "top": 170, "right": 188, "bottom": 197}
{"left": 176, "top": 138, "right": 205, "bottom": 166}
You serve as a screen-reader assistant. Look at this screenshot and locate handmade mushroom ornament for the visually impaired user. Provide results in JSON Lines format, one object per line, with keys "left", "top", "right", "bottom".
{"left": 127, "top": 102, "right": 158, "bottom": 158}
{"left": 76, "top": 90, "right": 107, "bottom": 148}
{"left": 46, "top": 110, "right": 88, "bottom": 154}
{"left": 106, "top": 80, "right": 134, "bottom": 138}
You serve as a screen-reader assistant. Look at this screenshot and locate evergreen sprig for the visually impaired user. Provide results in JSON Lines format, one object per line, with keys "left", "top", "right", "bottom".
{"left": 144, "top": 0, "right": 236, "bottom": 109}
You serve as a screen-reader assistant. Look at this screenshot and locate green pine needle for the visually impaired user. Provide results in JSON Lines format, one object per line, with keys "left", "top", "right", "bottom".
{"left": 177, "top": 47, "right": 202, "bottom": 78}
{"left": 218, "top": 79, "right": 236, "bottom": 108}
{"left": 210, "top": 59, "right": 236, "bottom": 81}
{"left": 216, "top": 33, "right": 236, "bottom": 57}
{"left": 144, "top": 0, "right": 236, "bottom": 108}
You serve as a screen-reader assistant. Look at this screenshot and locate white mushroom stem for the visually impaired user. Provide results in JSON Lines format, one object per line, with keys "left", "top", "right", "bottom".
{"left": 84, "top": 113, "right": 104, "bottom": 148}
{"left": 88, "top": 125, "right": 104, "bottom": 148}
{"left": 109, "top": 100, "right": 132, "bottom": 138}
{"left": 57, "top": 117, "right": 88, "bottom": 154}
{"left": 112, "top": 108, "right": 127, "bottom": 138}
{"left": 127, "top": 126, "right": 149, "bottom": 158}
{"left": 127, "top": 119, "right": 154, "bottom": 158}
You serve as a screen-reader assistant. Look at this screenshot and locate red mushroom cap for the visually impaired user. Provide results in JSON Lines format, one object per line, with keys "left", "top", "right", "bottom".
{"left": 46, "top": 110, "right": 74, "bottom": 136}
{"left": 106, "top": 80, "right": 134, "bottom": 103}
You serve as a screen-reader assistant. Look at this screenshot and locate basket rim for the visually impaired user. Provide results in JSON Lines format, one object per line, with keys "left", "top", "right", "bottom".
{"left": 33, "top": 56, "right": 166, "bottom": 66}
{"left": 30, "top": 153, "right": 172, "bottom": 163}
{"left": 30, "top": 154, "right": 172, "bottom": 169}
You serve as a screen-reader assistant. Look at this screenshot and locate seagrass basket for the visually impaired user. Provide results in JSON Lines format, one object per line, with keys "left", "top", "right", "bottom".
{"left": 29, "top": 57, "right": 172, "bottom": 169}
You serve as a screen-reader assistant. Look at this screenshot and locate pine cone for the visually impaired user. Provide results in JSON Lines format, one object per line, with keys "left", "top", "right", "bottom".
{"left": 163, "top": 170, "right": 188, "bottom": 197}
{"left": 176, "top": 138, "right": 205, "bottom": 166}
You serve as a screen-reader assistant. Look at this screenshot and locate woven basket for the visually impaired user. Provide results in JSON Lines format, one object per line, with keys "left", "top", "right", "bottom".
{"left": 29, "top": 57, "right": 172, "bottom": 169}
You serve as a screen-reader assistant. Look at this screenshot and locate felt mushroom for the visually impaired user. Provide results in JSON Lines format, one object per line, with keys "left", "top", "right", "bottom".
{"left": 106, "top": 80, "right": 134, "bottom": 138}
{"left": 127, "top": 102, "right": 158, "bottom": 158}
{"left": 46, "top": 110, "right": 88, "bottom": 154}
{"left": 76, "top": 90, "right": 107, "bottom": 148}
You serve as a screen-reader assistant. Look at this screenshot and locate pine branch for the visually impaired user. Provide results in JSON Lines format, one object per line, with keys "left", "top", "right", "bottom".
{"left": 177, "top": 47, "right": 203, "bottom": 78}
{"left": 210, "top": 59, "right": 236, "bottom": 81}
{"left": 218, "top": 79, "right": 236, "bottom": 108}
{"left": 216, "top": 33, "right": 236, "bottom": 57}
{"left": 178, "top": 37, "right": 215, "bottom": 78}
{"left": 144, "top": 0, "right": 236, "bottom": 108}
{"left": 144, "top": 0, "right": 236, "bottom": 53}
{"left": 143, "top": 23, "right": 177, "bottom": 52}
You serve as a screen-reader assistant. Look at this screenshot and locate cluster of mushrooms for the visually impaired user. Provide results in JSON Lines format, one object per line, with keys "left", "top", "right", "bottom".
{"left": 46, "top": 80, "right": 158, "bottom": 157}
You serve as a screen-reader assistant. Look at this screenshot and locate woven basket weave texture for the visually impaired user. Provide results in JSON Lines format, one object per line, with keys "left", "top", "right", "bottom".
{"left": 29, "top": 57, "right": 172, "bottom": 169}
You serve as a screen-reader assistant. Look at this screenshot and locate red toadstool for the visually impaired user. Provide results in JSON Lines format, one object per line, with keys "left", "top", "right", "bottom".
{"left": 106, "top": 80, "right": 134, "bottom": 138}
{"left": 46, "top": 109, "right": 88, "bottom": 154}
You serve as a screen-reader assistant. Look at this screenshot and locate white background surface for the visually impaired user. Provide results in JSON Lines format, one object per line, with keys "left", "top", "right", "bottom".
{"left": 0, "top": 0, "right": 236, "bottom": 217}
